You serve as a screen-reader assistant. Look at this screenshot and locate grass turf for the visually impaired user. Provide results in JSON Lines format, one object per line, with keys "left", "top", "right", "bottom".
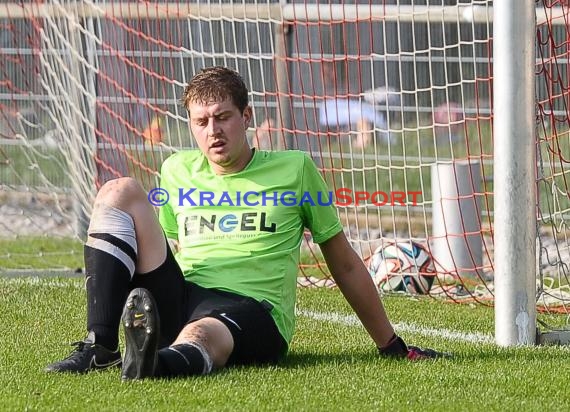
{"left": 2, "top": 277, "right": 570, "bottom": 411}
{"left": 0, "top": 237, "right": 83, "bottom": 271}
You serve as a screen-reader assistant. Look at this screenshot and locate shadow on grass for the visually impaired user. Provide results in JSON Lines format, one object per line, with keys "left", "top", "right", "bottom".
{"left": 227, "top": 349, "right": 452, "bottom": 372}
{"left": 262, "top": 345, "right": 570, "bottom": 368}
{"left": 278, "top": 350, "right": 378, "bottom": 368}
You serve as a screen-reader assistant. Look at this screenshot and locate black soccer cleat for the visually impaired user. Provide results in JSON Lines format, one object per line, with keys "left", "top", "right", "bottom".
{"left": 121, "top": 288, "right": 160, "bottom": 381}
{"left": 406, "top": 345, "right": 453, "bottom": 360}
{"left": 45, "top": 331, "right": 121, "bottom": 373}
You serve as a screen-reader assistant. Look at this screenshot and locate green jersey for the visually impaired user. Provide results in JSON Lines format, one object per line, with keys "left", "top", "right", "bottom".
{"left": 158, "top": 149, "right": 343, "bottom": 344}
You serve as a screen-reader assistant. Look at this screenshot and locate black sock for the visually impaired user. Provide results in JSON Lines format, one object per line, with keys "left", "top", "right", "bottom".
{"left": 85, "top": 239, "right": 134, "bottom": 350}
{"left": 83, "top": 205, "right": 138, "bottom": 350}
{"left": 156, "top": 343, "right": 213, "bottom": 378}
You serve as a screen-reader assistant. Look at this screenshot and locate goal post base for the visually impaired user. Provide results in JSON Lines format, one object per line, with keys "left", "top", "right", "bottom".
{"left": 537, "top": 330, "right": 570, "bottom": 346}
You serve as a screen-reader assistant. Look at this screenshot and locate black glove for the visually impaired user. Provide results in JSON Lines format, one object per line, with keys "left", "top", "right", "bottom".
{"left": 378, "top": 334, "right": 452, "bottom": 360}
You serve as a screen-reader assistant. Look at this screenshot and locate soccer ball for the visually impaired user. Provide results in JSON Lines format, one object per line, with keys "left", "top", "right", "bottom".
{"left": 368, "top": 240, "right": 435, "bottom": 294}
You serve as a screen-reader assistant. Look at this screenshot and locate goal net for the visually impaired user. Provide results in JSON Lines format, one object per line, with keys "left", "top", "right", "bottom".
{"left": 536, "top": 0, "right": 570, "bottom": 314}
{"left": 0, "top": 0, "right": 566, "bottom": 318}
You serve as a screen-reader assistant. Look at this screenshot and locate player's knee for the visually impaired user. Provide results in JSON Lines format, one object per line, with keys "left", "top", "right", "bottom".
{"left": 99, "top": 177, "right": 143, "bottom": 197}
{"left": 96, "top": 177, "right": 146, "bottom": 208}
{"left": 175, "top": 318, "right": 234, "bottom": 368}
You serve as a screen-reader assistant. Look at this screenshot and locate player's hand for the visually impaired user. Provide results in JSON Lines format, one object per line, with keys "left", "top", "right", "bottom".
{"left": 377, "top": 334, "right": 453, "bottom": 360}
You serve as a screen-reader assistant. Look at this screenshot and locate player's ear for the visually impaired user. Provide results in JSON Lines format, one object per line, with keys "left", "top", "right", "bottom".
{"left": 243, "top": 106, "right": 253, "bottom": 128}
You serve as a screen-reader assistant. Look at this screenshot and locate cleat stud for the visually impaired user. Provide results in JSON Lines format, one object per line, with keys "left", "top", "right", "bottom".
{"left": 127, "top": 302, "right": 134, "bottom": 309}
{"left": 146, "top": 327, "right": 152, "bottom": 334}
{"left": 144, "top": 304, "right": 151, "bottom": 311}
{"left": 125, "top": 321, "right": 131, "bottom": 328}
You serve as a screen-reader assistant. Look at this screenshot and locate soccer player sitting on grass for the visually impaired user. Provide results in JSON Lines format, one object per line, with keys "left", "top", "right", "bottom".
{"left": 45, "top": 66, "right": 448, "bottom": 380}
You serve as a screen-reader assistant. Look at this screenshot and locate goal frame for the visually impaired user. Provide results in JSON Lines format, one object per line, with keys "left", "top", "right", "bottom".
{"left": 493, "top": 0, "right": 536, "bottom": 346}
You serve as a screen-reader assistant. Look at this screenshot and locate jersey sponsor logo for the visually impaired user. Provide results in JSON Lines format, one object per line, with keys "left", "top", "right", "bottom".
{"left": 184, "top": 212, "right": 276, "bottom": 236}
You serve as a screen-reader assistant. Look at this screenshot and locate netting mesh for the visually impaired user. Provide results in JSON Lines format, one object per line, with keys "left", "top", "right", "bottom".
{"left": 536, "top": 0, "right": 570, "bottom": 313}
{"left": 0, "top": 0, "right": 567, "bottom": 316}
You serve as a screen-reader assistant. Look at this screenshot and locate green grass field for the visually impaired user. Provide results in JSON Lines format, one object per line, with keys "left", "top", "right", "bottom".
{"left": 2, "top": 276, "right": 570, "bottom": 411}
{"left": 2, "top": 122, "right": 570, "bottom": 410}
{"left": 0, "top": 237, "right": 83, "bottom": 271}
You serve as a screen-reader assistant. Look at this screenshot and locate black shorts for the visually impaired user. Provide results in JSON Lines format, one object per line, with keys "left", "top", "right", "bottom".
{"left": 131, "top": 244, "right": 287, "bottom": 366}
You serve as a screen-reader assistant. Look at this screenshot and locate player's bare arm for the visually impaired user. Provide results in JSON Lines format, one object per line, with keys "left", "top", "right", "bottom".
{"left": 319, "top": 231, "right": 395, "bottom": 348}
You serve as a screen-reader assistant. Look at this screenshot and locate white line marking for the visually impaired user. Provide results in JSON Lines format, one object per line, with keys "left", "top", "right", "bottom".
{"left": 0, "top": 278, "right": 494, "bottom": 344}
{"left": 0, "top": 277, "right": 83, "bottom": 289}
{"left": 298, "top": 309, "right": 494, "bottom": 344}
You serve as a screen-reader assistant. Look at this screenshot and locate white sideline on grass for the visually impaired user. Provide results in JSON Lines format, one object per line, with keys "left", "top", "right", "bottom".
{"left": 298, "top": 309, "right": 494, "bottom": 344}
{"left": 2, "top": 278, "right": 493, "bottom": 344}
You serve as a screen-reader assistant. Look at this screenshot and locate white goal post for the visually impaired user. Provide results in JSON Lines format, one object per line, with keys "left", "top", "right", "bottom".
{"left": 493, "top": 0, "right": 536, "bottom": 346}
{"left": 1, "top": 3, "right": 565, "bottom": 24}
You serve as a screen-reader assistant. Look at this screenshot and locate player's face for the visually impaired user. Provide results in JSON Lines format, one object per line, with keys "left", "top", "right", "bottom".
{"left": 188, "top": 98, "right": 252, "bottom": 175}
